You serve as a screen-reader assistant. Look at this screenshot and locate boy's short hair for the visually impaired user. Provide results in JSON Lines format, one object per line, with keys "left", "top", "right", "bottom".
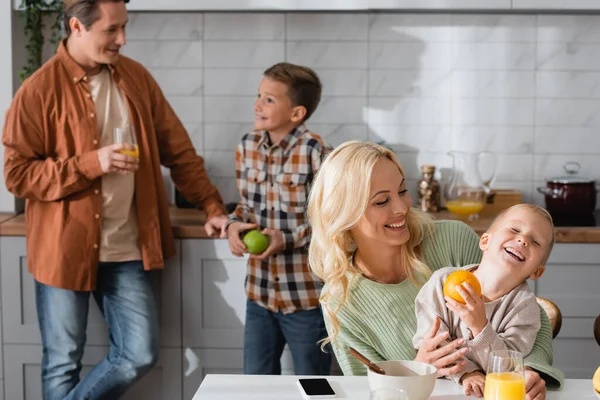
{"left": 263, "top": 62, "right": 322, "bottom": 122}
{"left": 489, "top": 203, "right": 555, "bottom": 264}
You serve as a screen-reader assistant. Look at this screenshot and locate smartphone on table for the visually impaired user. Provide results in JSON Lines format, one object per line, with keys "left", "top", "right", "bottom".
{"left": 296, "top": 378, "right": 336, "bottom": 399}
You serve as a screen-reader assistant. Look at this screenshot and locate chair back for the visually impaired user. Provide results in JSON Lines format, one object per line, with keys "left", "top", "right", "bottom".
{"left": 594, "top": 314, "right": 600, "bottom": 347}
{"left": 536, "top": 297, "right": 562, "bottom": 339}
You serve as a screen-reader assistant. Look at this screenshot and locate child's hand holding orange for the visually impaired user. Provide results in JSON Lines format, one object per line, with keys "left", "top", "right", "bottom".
{"left": 444, "top": 271, "right": 487, "bottom": 337}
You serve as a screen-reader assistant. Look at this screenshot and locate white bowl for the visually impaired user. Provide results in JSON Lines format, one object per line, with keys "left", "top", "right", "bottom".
{"left": 367, "top": 360, "right": 437, "bottom": 400}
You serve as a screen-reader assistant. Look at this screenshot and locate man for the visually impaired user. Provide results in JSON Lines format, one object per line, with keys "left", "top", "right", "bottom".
{"left": 2, "top": 0, "right": 227, "bottom": 399}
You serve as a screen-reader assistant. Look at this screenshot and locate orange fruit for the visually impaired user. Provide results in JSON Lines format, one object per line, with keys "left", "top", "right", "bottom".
{"left": 593, "top": 366, "right": 600, "bottom": 394}
{"left": 443, "top": 270, "right": 482, "bottom": 304}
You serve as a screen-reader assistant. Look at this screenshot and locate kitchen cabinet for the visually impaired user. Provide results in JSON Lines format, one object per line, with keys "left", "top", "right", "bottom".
{"left": 3, "top": 345, "right": 181, "bottom": 400}
{"left": 180, "top": 239, "right": 296, "bottom": 394}
{"left": 512, "top": 0, "right": 600, "bottom": 9}
{"left": 531, "top": 243, "right": 600, "bottom": 379}
{"left": 0, "top": 237, "right": 181, "bottom": 347}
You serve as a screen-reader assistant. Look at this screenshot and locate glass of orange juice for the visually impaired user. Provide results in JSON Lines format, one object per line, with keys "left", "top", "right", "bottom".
{"left": 484, "top": 350, "right": 526, "bottom": 400}
{"left": 114, "top": 125, "right": 139, "bottom": 158}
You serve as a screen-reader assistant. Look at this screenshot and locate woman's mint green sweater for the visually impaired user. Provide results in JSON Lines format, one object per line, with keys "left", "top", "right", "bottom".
{"left": 327, "top": 220, "right": 564, "bottom": 388}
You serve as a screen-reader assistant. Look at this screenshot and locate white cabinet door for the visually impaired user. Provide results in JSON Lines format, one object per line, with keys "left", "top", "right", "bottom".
{"left": 0, "top": 237, "right": 181, "bottom": 347}
{"left": 535, "top": 243, "right": 600, "bottom": 379}
{"left": 3, "top": 345, "right": 182, "bottom": 400}
{"left": 512, "top": 0, "right": 600, "bottom": 9}
{"left": 181, "top": 239, "right": 247, "bottom": 349}
{"left": 182, "top": 348, "right": 295, "bottom": 400}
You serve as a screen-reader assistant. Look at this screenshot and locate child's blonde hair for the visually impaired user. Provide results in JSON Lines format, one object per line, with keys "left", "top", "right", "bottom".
{"left": 307, "top": 141, "right": 434, "bottom": 346}
{"left": 489, "top": 203, "right": 555, "bottom": 264}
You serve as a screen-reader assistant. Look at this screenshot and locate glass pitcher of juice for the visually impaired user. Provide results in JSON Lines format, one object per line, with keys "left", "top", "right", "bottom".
{"left": 444, "top": 151, "right": 497, "bottom": 221}
{"left": 484, "top": 350, "right": 526, "bottom": 400}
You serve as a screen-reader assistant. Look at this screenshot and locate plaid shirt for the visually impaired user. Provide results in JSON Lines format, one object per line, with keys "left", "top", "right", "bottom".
{"left": 227, "top": 125, "right": 328, "bottom": 314}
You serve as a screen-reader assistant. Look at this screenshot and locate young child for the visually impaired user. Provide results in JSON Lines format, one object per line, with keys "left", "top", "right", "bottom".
{"left": 225, "top": 62, "right": 331, "bottom": 375}
{"left": 413, "top": 204, "right": 556, "bottom": 397}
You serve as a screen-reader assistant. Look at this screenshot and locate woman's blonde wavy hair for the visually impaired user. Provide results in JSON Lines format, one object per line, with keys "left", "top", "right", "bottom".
{"left": 307, "top": 141, "right": 435, "bottom": 346}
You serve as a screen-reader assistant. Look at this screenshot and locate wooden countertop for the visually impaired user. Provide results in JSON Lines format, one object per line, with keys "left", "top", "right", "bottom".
{"left": 1, "top": 208, "right": 600, "bottom": 243}
{"left": 0, "top": 207, "right": 213, "bottom": 238}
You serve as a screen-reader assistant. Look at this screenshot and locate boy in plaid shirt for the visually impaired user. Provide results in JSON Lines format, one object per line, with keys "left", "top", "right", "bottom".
{"left": 226, "top": 62, "right": 331, "bottom": 375}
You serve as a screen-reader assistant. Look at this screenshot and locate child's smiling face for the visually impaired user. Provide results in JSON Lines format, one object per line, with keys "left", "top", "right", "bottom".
{"left": 254, "top": 77, "right": 304, "bottom": 137}
{"left": 481, "top": 206, "right": 554, "bottom": 282}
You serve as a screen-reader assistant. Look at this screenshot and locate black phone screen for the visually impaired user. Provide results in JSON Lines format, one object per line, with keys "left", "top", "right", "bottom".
{"left": 298, "top": 378, "right": 335, "bottom": 396}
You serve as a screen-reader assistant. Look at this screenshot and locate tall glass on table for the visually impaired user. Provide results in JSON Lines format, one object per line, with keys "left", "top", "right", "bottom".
{"left": 484, "top": 350, "right": 526, "bottom": 400}
{"left": 114, "top": 125, "right": 139, "bottom": 158}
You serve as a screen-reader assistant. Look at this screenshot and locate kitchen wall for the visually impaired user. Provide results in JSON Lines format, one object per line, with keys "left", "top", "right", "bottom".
{"left": 9, "top": 12, "right": 600, "bottom": 209}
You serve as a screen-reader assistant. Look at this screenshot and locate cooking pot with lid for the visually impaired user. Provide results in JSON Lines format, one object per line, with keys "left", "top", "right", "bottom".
{"left": 536, "top": 161, "right": 599, "bottom": 217}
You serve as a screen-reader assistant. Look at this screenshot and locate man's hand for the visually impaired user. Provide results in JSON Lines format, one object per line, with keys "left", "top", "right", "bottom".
{"left": 461, "top": 371, "right": 486, "bottom": 398}
{"left": 445, "top": 283, "right": 488, "bottom": 337}
{"left": 204, "top": 215, "right": 228, "bottom": 238}
{"left": 249, "top": 228, "right": 285, "bottom": 260}
{"left": 97, "top": 143, "right": 139, "bottom": 175}
{"left": 524, "top": 367, "right": 546, "bottom": 400}
{"left": 226, "top": 221, "right": 257, "bottom": 257}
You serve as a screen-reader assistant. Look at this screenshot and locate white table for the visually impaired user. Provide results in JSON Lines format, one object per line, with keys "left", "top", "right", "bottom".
{"left": 193, "top": 375, "right": 596, "bottom": 399}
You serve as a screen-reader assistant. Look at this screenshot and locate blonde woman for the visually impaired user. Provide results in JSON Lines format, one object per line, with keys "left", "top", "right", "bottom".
{"left": 307, "top": 141, "right": 561, "bottom": 400}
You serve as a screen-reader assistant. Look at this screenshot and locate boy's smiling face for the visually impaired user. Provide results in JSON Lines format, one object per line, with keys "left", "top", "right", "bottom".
{"left": 480, "top": 206, "right": 553, "bottom": 284}
{"left": 254, "top": 77, "right": 305, "bottom": 138}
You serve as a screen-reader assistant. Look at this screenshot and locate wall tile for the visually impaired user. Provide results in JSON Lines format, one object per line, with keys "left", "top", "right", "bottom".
{"left": 369, "top": 42, "right": 453, "bottom": 70}
{"left": 150, "top": 69, "right": 203, "bottom": 96}
{"left": 536, "top": 71, "right": 600, "bottom": 98}
{"left": 204, "top": 123, "right": 254, "bottom": 150}
{"left": 122, "top": 41, "right": 203, "bottom": 68}
{"left": 204, "top": 13, "right": 284, "bottom": 40}
{"left": 369, "top": 70, "right": 453, "bottom": 97}
{"left": 287, "top": 41, "right": 368, "bottom": 69}
{"left": 452, "top": 99, "right": 535, "bottom": 126}
{"left": 204, "top": 41, "right": 284, "bottom": 68}
{"left": 368, "top": 98, "right": 452, "bottom": 125}
{"left": 308, "top": 124, "right": 369, "bottom": 147}
{"left": 204, "top": 96, "right": 255, "bottom": 123}
{"left": 368, "top": 125, "right": 452, "bottom": 152}
{"left": 535, "top": 128, "right": 600, "bottom": 154}
{"left": 537, "top": 15, "right": 600, "bottom": 43}
{"left": 536, "top": 99, "right": 600, "bottom": 127}
{"left": 453, "top": 43, "right": 535, "bottom": 70}
{"left": 452, "top": 71, "right": 535, "bottom": 98}
{"left": 287, "top": 13, "right": 368, "bottom": 41}
{"left": 166, "top": 96, "right": 203, "bottom": 123}
{"left": 127, "top": 14, "right": 203, "bottom": 40}
{"left": 452, "top": 15, "right": 535, "bottom": 43}
{"left": 368, "top": 14, "right": 452, "bottom": 42}
{"left": 537, "top": 43, "right": 600, "bottom": 71}
{"left": 310, "top": 97, "right": 368, "bottom": 124}
{"left": 204, "top": 69, "right": 264, "bottom": 96}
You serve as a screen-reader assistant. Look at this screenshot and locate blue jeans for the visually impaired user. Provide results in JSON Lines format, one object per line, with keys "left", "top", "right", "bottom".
{"left": 35, "top": 261, "right": 159, "bottom": 400}
{"left": 244, "top": 299, "right": 331, "bottom": 375}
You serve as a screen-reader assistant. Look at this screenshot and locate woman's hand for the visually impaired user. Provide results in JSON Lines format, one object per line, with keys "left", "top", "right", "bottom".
{"left": 524, "top": 367, "right": 546, "bottom": 400}
{"left": 415, "top": 317, "right": 469, "bottom": 377}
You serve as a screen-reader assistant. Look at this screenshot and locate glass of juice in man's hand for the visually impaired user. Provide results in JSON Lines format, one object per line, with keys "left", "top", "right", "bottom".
{"left": 114, "top": 125, "right": 139, "bottom": 158}
{"left": 484, "top": 350, "right": 526, "bottom": 400}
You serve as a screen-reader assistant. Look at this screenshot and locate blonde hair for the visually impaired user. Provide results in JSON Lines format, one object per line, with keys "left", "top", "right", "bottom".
{"left": 489, "top": 203, "right": 555, "bottom": 264}
{"left": 307, "top": 141, "right": 434, "bottom": 346}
